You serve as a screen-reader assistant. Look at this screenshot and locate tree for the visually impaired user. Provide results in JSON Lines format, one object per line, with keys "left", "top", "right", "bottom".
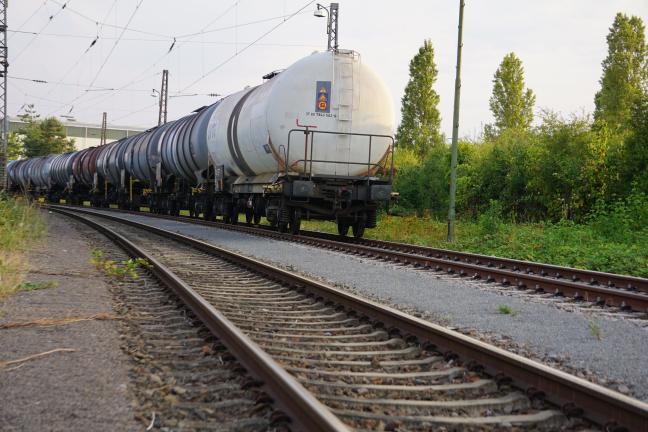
{"left": 529, "top": 112, "right": 605, "bottom": 220}
{"left": 487, "top": 53, "right": 536, "bottom": 135}
{"left": 594, "top": 13, "right": 648, "bottom": 131}
{"left": 7, "top": 133, "right": 23, "bottom": 160}
{"left": 620, "top": 94, "right": 648, "bottom": 191}
{"left": 396, "top": 40, "right": 442, "bottom": 158}
{"left": 17, "top": 104, "right": 75, "bottom": 157}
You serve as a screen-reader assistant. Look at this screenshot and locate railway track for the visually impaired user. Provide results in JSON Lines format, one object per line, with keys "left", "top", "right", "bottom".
{"left": 64, "top": 205, "right": 648, "bottom": 315}
{"left": 84, "top": 228, "right": 281, "bottom": 430}
{"left": 48, "top": 204, "right": 648, "bottom": 431}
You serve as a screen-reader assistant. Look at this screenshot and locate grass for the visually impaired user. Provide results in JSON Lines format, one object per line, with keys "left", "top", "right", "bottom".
{"left": 587, "top": 318, "right": 602, "bottom": 341}
{"left": 301, "top": 213, "right": 648, "bottom": 277}
{"left": 0, "top": 195, "right": 46, "bottom": 300}
{"left": 17, "top": 280, "right": 58, "bottom": 291}
{"left": 497, "top": 304, "right": 517, "bottom": 316}
{"left": 90, "top": 248, "right": 150, "bottom": 279}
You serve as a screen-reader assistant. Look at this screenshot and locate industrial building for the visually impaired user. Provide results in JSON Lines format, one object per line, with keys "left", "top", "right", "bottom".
{"left": 8, "top": 116, "right": 147, "bottom": 150}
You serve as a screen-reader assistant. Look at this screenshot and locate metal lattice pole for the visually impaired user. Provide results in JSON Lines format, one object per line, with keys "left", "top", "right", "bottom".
{"left": 158, "top": 69, "right": 168, "bottom": 126}
{"left": 328, "top": 3, "right": 339, "bottom": 51}
{"left": 0, "top": 0, "right": 7, "bottom": 190}
{"left": 100, "top": 112, "right": 107, "bottom": 146}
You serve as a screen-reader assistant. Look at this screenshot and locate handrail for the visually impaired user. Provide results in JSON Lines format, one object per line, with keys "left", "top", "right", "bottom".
{"left": 285, "top": 128, "right": 394, "bottom": 181}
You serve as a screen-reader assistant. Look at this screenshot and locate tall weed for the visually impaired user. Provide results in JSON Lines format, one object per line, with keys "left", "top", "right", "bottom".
{"left": 0, "top": 195, "right": 46, "bottom": 300}
{"left": 303, "top": 207, "right": 648, "bottom": 277}
{"left": 587, "top": 189, "right": 648, "bottom": 243}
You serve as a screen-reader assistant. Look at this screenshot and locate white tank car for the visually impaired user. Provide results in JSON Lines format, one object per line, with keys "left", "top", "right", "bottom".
{"left": 206, "top": 50, "right": 394, "bottom": 178}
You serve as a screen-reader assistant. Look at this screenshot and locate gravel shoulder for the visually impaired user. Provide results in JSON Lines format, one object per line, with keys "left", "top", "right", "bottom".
{"left": 0, "top": 212, "right": 138, "bottom": 431}
{"left": 93, "top": 210, "right": 648, "bottom": 402}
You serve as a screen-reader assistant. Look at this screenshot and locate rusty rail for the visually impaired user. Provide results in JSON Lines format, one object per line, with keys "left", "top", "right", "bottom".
{"left": 302, "top": 230, "right": 648, "bottom": 295}
{"left": 48, "top": 204, "right": 648, "bottom": 431}
{"left": 49, "top": 205, "right": 349, "bottom": 432}
{"left": 52, "top": 204, "right": 648, "bottom": 313}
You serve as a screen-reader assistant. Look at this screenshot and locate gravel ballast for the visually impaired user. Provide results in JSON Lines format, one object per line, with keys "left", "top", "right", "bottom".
{"left": 0, "top": 213, "right": 138, "bottom": 431}
{"left": 78, "top": 210, "right": 648, "bottom": 402}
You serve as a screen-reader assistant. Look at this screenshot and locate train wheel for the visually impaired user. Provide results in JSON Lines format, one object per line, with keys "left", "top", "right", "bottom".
{"left": 277, "top": 205, "right": 290, "bottom": 233}
{"left": 337, "top": 221, "right": 350, "bottom": 236}
{"left": 290, "top": 210, "right": 301, "bottom": 235}
{"left": 352, "top": 219, "right": 366, "bottom": 239}
{"left": 230, "top": 205, "right": 239, "bottom": 225}
{"left": 212, "top": 202, "right": 220, "bottom": 221}
{"left": 203, "top": 205, "right": 213, "bottom": 221}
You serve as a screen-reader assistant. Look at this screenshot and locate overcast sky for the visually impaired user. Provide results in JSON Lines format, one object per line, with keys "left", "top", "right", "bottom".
{"left": 8, "top": 0, "right": 648, "bottom": 138}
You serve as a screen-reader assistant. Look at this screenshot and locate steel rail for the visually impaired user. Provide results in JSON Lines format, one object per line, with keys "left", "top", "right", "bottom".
{"left": 294, "top": 235, "right": 648, "bottom": 312}
{"left": 49, "top": 206, "right": 349, "bottom": 432}
{"left": 47, "top": 204, "right": 648, "bottom": 431}
{"left": 300, "top": 229, "right": 648, "bottom": 294}
{"left": 60, "top": 204, "right": 648, "bottom": 313}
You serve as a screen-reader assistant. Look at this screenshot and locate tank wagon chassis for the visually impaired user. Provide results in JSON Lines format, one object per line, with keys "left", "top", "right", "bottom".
{"left": 229, "top": 128, "right": 394, "bottom": 237}
{"left": 133, "top": 127, "right": 391, "bottom": 239}
{"left": 12, "top": 128, "right": 394, "bottom": 239}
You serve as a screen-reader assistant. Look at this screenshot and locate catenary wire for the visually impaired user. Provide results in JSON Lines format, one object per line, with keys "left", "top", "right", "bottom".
{"left": 44, "top": 0, "right": 120, "bottom": 98}
{"left": 12, "top": 1, "right": 72, "bottom": 64}
{"left": 9, "top": 75, "right": 151, "bottom": 92}
{"left": 49, "top": 0, "right": 169, "bottom": 39}
{"left": 54, "top": 0, "right": 241, "bottom": 120}
{"left": 8, "top": 0, "right": 49, "bottom": 41}
{"left": 88, "top": 0, "right": 145, "bottom": 88}
{"left": 45, "top": 0, "right": 146, "bottom": 117}
{"left": 179, "top": 0, "right": 315, "bottom": 93}
{"left": 19, "top": 2, "right": 315, "bottom": 124}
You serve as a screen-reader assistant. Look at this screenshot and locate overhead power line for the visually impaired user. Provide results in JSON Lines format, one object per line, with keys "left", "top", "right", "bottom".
{"left": 9, "top": 0, "right": 49, "bottom": 41}
{"left": 60, "top": 0, "right": 240, "bottom": 119}
{"left": 9, "top": 30, "right": 319, "bottom": 48}
{"left": 44, "top": 69, "right": 161, "bottom": 117}
{"left": 112, "top": 101, "right": 157, "bottom": 122}
{"left": 173, "top": 13, "right": 310, "bottom": 39}
{"left": 12, "top": 0, "right": 71, "bottom": 64}
{"left": 9, "top": 75, "right": 152, "bottom": 92}
{"left": 43, "top": 0, "right": 145, "bottom": 116}
{"left": 9, "top": 9, "right": 311, "bottom": 45}
{"left": 180, "top": 0, "right": 316, "bottom": 93}
{"left": 88, "top": 0, "right": 145, "bottom": 88}
{"left": 49, "top": 0, "right": 169, "bottom": 39}
{"left": 19, "top": 1, "right": 313, "bottom": 124}
{"left": 44, "top": 0, "right": 119, "bottom": 98}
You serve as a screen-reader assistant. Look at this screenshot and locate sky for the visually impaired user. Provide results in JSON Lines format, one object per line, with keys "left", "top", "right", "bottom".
{"left": 7, "top": 0, "right": 648, "bottom": 139}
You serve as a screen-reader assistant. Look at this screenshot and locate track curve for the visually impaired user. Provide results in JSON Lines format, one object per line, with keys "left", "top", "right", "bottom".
{"left": 48, "top": 204, "right": 648, "bottom": 431}
{"left": 58, "top": 205, "right": 648, "bottom": 315}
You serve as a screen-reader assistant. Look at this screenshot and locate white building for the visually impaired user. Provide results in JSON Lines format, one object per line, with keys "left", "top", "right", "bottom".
{"left": 8, "top": 116, "right": 148, "bottom": 150}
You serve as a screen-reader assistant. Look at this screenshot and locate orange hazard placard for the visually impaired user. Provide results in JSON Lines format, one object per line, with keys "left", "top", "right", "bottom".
{"left": 315, "top": 81, "right": 331, "bottom": 113}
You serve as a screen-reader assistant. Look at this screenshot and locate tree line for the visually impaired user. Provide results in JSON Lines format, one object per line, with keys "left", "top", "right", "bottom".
{"left": 394, "top": 13, "right": 648, "bottom": 223}
{"left": 8, "top": 105, "right": 75, "bottom": 160}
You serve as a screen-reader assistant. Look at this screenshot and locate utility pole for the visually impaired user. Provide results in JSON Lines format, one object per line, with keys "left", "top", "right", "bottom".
{"left": 315, "top": 3, "right": 339, "bottom": 51}
{"left": 100, "top": 112, "right": 107, "bottom": 146}
{"left": 447, "top": 0, "right": 465, "bottom": 242}
{"left": 328, "top": 3, "right": 339, "bottom": 51}
{"left": 158, "top": 69, "right": 168, "bottom": 126}
{"left": 0, "top": 0, "right": 7, "bottom": 189}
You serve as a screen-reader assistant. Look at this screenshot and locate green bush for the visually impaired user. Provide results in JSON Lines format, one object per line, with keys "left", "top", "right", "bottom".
{"left": 477, "top": 200, "right": 504, "bottom": 237}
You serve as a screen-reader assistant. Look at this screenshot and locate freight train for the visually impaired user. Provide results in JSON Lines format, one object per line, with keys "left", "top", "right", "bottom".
{"left": 7, "top": 50, "right": 395, "bottom": 238}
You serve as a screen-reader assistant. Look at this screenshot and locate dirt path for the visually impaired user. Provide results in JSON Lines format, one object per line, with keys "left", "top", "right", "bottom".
{"left": 0, "top": 212, "right": 138, "bottom": 431}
